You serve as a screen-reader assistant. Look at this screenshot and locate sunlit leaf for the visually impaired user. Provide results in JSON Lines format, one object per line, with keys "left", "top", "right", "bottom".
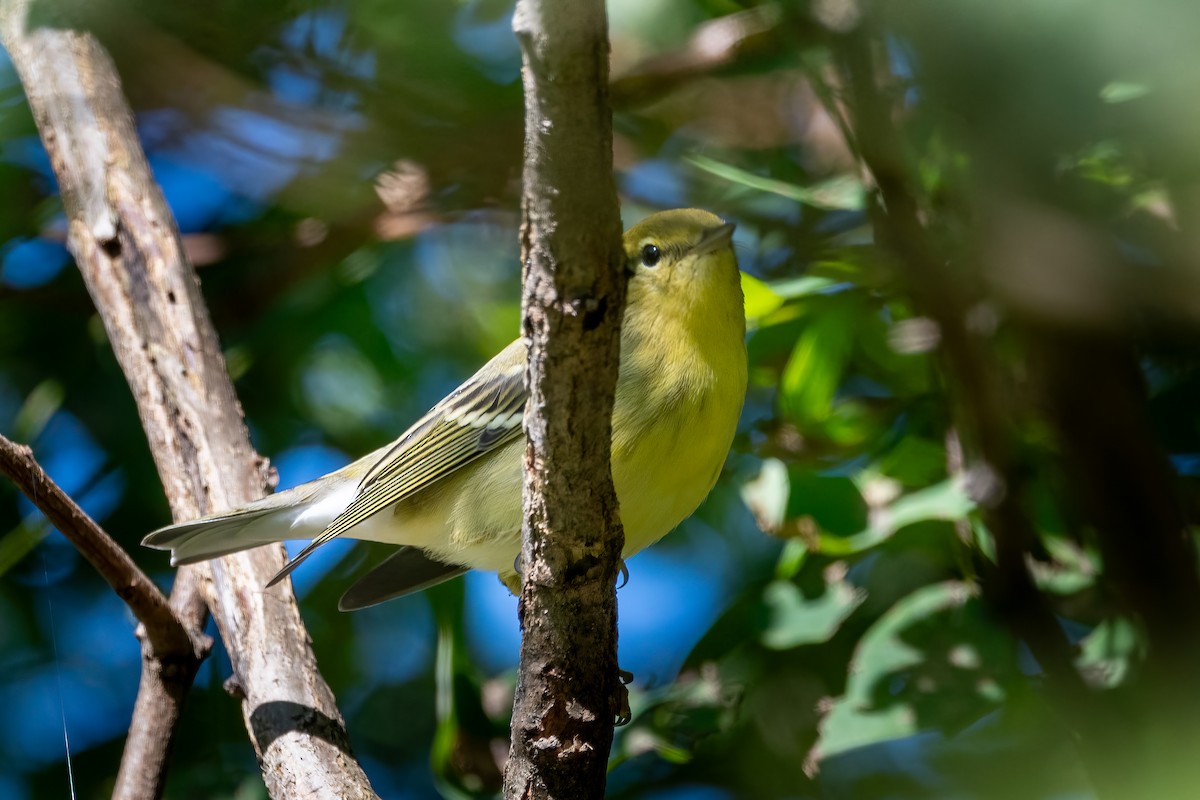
{"left": 761, "top": 577, "right": 865, "bottom": 649}
{"left": 878, "top": 478, "right": 975, "bottom": 532}
{"left": 769, "top": 275, "right": 838, "bottom": 299}
{"left": 818, "top": 477, "right": 975, "bottom": 556}
{"left": 741, "top": 272, "right": 785, "bottom": 323}
{"left": 1030, "top": 536, "right": 1098, "bottom": 595}
{"left": 740, "top": 457, "right": 789, "bottom": 534}
{"left": 774, "top": 539, "right": 808, "bottom": 580}
{"left": 780, "top": 299, "right": 858, "bottom": 425}
{"left": 811, "top": 582, "right": 974, "bottom": 763}
{"left": 1076, "top": 617, "right": 1137, "bottom": 689}
{"left": 1099, "top": 81, "right": 1150, "bottom": 103}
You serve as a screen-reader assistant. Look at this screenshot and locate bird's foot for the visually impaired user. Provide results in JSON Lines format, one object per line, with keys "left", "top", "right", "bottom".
{"left": 615, "top": 668, "right": 634, "bottom": 726}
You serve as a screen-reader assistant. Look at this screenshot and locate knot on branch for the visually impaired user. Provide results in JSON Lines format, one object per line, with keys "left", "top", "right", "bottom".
{"left": 581, "top": 295, "right": 608, "bottom": 331}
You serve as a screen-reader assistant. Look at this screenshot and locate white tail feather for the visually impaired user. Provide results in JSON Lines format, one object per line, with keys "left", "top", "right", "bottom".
{"left": 143, "top": 481, "right": 356, "bottom": 565}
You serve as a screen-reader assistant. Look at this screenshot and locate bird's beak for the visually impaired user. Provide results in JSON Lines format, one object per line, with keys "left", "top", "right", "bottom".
{"left": 692, "top": 222, "right": 736, "bottom": 256}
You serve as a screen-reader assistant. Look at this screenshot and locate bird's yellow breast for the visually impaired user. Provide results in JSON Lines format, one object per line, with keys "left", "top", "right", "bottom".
{"left": 611, "top": 300, "right": 747, "bottom": 554}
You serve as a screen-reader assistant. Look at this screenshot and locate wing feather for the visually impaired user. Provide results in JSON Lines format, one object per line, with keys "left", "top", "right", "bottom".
{"left": 338, "top": 547, "right": 467, "bottom": 611}
{"left": 266, "top": 341, "right": 527, "bottom": 587}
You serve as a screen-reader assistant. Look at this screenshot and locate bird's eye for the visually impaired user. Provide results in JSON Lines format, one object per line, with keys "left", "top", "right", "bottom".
{"left": 640, "top": 244, "right": 661, "bottom": 267}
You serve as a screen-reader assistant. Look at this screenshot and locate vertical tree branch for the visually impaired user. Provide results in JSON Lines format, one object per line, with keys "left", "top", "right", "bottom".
{"left": 503, "top": 0, "right": 625, "bottom": 797}
{"left": 0, "top": 1, "right": 378, "bottom": 797}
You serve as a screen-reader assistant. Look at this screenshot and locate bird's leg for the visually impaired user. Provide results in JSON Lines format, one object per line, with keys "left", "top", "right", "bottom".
{"left": 613, "top": 559, "right": 635, "bottom": 723}
{"left": 614, "top": 668, "right": 635, "bottom": 726}
{"left": 502, "top": 554, "right": 635, "bottom": 721}
{"left": 499, "top": 554, "right": 523, "bottom": 595}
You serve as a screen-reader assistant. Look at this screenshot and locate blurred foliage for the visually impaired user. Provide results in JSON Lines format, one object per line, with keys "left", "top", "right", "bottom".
{"left": 3, "top": 0, "right": 1200, "bottom": 798}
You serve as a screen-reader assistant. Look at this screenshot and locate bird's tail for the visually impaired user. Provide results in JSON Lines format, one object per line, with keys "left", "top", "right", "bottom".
{"left": 142, "top": 480, "right": 355, "bottom": 566}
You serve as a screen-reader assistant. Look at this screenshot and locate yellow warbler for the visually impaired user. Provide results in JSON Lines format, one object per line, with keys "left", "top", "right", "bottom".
{"left": 144, "top": 208, "right": 747, "bottom": 610}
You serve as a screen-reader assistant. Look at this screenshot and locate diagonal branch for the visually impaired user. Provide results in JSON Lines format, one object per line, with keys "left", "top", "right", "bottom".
{"left": 0, "top": 433, "right": 211, "bottom": 800}
{"left": 0, "top": 433, "right": 206, "bottom": 658}
{"left": 0, "top": 1, "right": 378, "bottom": 797}
{"left": 610, "top": 5, "right": 784, "bottom": 108}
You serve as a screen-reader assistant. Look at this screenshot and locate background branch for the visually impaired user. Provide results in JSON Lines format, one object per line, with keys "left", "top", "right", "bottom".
{"left": 610, "top": 5, "right": 784, "bottom": 108}
{"left": 0, "top": 1, "right": 377, "bottom": 797}
{"left": 835, "top": 28, "right": 1200, "bottom": 800}
{"left": 502, "top": 0, "right": 626, "bottom": 797}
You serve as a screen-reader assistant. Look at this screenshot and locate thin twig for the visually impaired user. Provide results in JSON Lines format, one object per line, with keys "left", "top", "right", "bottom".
{"left": 0, "top": 434, "right": 207, "bottom": 659}
{"left": 0, "top": 433, "right": 210, "bottom": 800}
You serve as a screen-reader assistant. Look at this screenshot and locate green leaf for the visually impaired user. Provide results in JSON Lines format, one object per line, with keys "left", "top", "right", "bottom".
{"left": 1030, "top": 536, "right": 1099, "bottom": 595}
{"left": 780, "top": 300, "right": 858, "bottom": 425}
{"left": 876, "top": 437, "right": 948, "bottom": 487}
{"left": 786, "top": 471, "right": 869, "bottom": 536}
{"left": 13, "top": 379, "right": 63, "bottom": 441}
{"left": 856, "top": 309, "right": 934, "bottom": 397}
{"left": 769, "top": 275, "right": 838, "bottom": 299}
{"left": 1100, "top": 81, "right": 1150, "bottom": 103}
{"left": 818, "top": 477, "right": 975, "bottom": 556}
{"left": 1076, "top": 617, "right": 1137, "bottom": 689}
{"left": 774, "top": 539, "right": 808, "bottom": 580}
{"left": 821, "top": 400, "right": 878, "bottom": 448}
{"left": 740, "top": 458, "right": 789, "bottom": 534}
{"left": 880, "top": 478, "right": 975, "bottom": 531}
{"left": 0, "top": 522, "right": 49, "bottom": 579}
{"left": 688, "top": 155, "right": 866, "bottom": 211}
{"left": 740, "top": 272, "right": 785, "bottom": 323}
{"left": 810, "top": 581, "right": 974, "bottom": 762}
{"left": 761, "top": 578, "right": 866, "bottom": 649}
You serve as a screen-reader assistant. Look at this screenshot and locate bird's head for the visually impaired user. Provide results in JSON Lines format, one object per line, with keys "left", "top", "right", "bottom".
{"left": 622, "top": 209, "right": 742, "bottom": 329}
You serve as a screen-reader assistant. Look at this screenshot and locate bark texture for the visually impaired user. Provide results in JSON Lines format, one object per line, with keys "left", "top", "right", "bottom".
{"left": 0, "top": 1, "right": 377, "bottom": 797}
{"left": 502, "top": 1, "right": 626, "bottom": 798}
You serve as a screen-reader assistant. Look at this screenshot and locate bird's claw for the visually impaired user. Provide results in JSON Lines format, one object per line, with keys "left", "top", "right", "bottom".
{"left": 615, "top": 668, "right": 635, "bottom": 726}
{"left": 616, "top": 689, "right": 632, "bottom": 726}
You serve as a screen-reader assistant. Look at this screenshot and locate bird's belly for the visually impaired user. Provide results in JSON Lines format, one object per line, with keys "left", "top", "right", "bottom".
{"left": 349, "top": 386, "right": 738, "bottom": 574}
{"left": 386, "top": 438, "right": 525, "bottom": 574}
{"left": 612, "top": 391, "right": 739, "bottom": 556}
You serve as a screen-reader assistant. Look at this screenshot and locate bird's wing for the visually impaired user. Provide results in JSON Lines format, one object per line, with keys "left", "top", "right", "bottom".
{"left": 338, "top": 547, "right": 468, "bottom": 611}
{"left": 266, "top": 340, "right": 527, "bottom": 587}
